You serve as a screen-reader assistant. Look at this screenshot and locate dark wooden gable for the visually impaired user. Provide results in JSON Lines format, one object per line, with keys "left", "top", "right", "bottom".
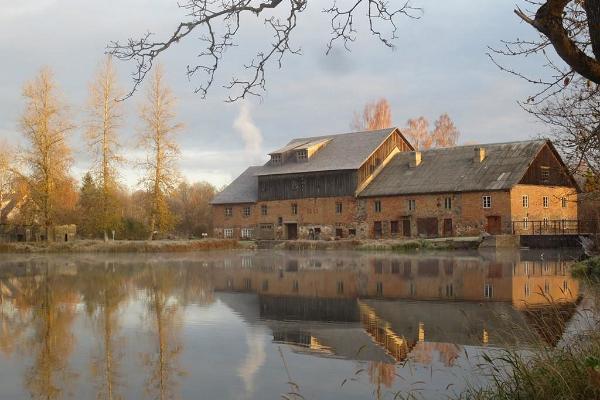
{"left": 258, "top": 170, "right": 357, "bottom": 200}
{"left": 357, "top": 129, "right": 413, "bottom": 185}
{"left": 519, "top": 142, "right": 578, "bottom": 188}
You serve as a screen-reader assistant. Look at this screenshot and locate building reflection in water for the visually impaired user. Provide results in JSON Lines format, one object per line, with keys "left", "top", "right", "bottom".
{"left": 0, "top": 250, "right": 584, "bottom": 399}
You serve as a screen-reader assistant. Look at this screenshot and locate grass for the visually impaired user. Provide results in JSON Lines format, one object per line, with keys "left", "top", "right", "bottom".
{"left": 274, "top": 237, "right": 481, "bottom": 252}
{"left": 0, "top": 238, "right": 252, "bottom": 253}
{"left": 572, "top": 256, "right": 600, "bottom": 281}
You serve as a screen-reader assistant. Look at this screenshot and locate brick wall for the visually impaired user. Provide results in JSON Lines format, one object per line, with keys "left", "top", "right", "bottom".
{"left": 212, "top": 203, "right": 258, "bottom": 239}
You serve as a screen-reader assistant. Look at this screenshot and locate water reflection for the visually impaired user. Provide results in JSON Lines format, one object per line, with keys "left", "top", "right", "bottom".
{"left": 0, "top": 250, "right": 585, "bottom": 399}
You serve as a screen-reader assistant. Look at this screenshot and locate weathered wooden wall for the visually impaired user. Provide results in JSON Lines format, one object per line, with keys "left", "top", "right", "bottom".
{"left": 258, "top": 171, "right": 358, "bottom": 200}
{"left": 519, "top": 144, "right": 576, "bottom": 187}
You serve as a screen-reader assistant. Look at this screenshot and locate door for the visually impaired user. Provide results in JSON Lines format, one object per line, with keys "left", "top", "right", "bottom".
{"left": 417, "top": 218, "right": 439, "bottom": 237}
{"left": 286, "top": 223, "right": 298, "bottom": 240}
{"left": 443, "top": 218, "right": 453, "bottom": 237}
{"left": 374, "top": 221, "right": 382, "bottom": 239}
{"left": 402, "top": 218, "right": 411, "bottom": 237}
{"left": 486, "top": 216, "right": 502, "bottom": 235}
{"left": 259, "top": 224, "right": 275, "bottom": 240}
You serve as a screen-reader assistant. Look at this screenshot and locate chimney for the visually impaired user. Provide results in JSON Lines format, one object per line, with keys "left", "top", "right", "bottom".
{"left": 409, "top": 151, "right": 422, "bottom": 168}
{"left": 474, "top": 147, "right": 486, "bottom": 163}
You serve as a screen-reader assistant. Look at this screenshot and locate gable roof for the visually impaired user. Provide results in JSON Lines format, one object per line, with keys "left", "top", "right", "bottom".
{"left": 210, "top": 166, "right": 263, "bottom": 205}
{"left": 358, "top": 140, "right": 559, "bottom": 197}
{"left": 257, "top": 128, "right": 400, "bottom": 176}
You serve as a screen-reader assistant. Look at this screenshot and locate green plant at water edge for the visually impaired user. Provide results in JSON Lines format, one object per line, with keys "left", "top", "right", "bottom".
{"left": 572, "top": 257, "right": 600, "bottom": 281}
{"left": 461, "top": 330, "right": 600, "bottom": 400}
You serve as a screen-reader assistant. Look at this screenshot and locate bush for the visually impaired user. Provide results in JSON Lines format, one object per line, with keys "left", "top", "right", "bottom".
{"left": 572, "top": 257, "right": 600, "bottom": 281}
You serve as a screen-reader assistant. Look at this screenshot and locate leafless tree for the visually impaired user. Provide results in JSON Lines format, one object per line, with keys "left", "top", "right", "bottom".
{"left": 0, "top": 143, "right": 14, "bottom": 223}
{"left": 351, "top": 98, "right": 392, "bottom": 131}
{"left": 87, "top": 56, "right": 125, "bottom": 240}
{"left": 19, "top": 68, "right": 75, "bottom": 240}
{"left": 108, "top": 0, "right": 420, "bottom": 101}
{"left": 404, "top": 116, "right": 431, "bottom": 150}
{"left": 138, "top": 64, "right": 183, "bottom": 237}
{"left": 432, "top": 113, "right": 460, "bottom": 148}
{"left": 492, "top": 1, "right": 600, "bottom": 182}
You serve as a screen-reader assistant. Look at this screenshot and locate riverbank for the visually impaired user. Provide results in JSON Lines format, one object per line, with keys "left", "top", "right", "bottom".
{"left": 0, "top": 239, "right": 253, "bottom": 253}
{"left": 271, "top": 236, "right": 482, "bottom": 251}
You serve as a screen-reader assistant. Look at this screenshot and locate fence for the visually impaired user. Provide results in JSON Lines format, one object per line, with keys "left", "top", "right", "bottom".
{"left": 512, "top": 219, "right": 598, "bottom": 235}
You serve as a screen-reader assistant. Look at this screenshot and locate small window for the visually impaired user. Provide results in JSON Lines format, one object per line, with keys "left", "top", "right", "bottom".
{"left": 243, "top": 206, "right": 251, "bottom": 217}
{"left": 348, "top": 228, "right": 356, "bottom": 236}
{"left": 561, "top": 197, "right": 567, "bottom": 208}
{"left": 484, "top": 283, "right": 493, "bottom": 299}
{"left": 262, "top": 280, "right": 269, "bottom": 291}
{"left": 541, "top": 166, "right": 550, "bottom": 182}
{"left": 261, "top": 205, "right": 268, "bottom": 215}
{"left": 271, "top": 154, "right": 282, "bottom": 164}
{"left": 522, "top": 195, "right": 528, "bottom": 208}
{"left": 445, "top": 284, "right": 453, "bottom": 297}
{"left": 225, "top": 207, "right": 233, "bottom": 217}
{"left": 543, "top": 196, "right": 549, "bottom": 208}
{"left": 374, "top": 200, "right": 382, "bottom": 213}
{"left": 335, "top": 202, "right": 343, "bottom": 214}
{"left": 244, "top": 278, "right": 252, "bottom": 290}
{"left": 376, "top": 282, "right": 383, "bottom": 296}
{"left": 291, "top": 203, "right": 298, "bottom": 215}
{"left": 444, "top": 197, "right": 452, "bottom": 210}
{"left": 408, "top": 199, "right": 416, "bottom": 211}
{"left": 292, "top": 280, "right": 299, "bottom": 292}
{"left": 543, "top": 217, "right": 549, "bottom": 227}
{"left": 297, "top": 150, "right": 307, "bottom": 160}
{"left": 224, "top": 228, "right": 233, "bottom": 238}
{"left": 336, "top": 281, "right": 344, "bottom": 294}
{"left": 241, "top": 228, "right": 254, "bottom": 239}
{"left": 482, "top": 195, "right": 491, "bottom": 209}
{"left": 278, "top": 217, "right": 283, "bottom": 226}
{"left": 523, "top": 216, "right": 529, "bottom": 229}
{"left": 390, "top": 220, "right": 399, "bottom": 234}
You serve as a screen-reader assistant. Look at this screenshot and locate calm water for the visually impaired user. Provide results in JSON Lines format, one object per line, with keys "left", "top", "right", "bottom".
{"left": 0, "top": 249, "right": 586, "bottom": 399}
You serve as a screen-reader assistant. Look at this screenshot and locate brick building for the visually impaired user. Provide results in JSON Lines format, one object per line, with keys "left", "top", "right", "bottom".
{"left": 211, "top": 128, "right": 579, "bottom": 239}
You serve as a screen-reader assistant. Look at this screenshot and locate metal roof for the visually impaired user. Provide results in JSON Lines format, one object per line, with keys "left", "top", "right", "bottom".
{"left": 257, "top": 128, "right": 397, "bottom": 176}
{"left": 358, "top": 140, "right": 549, "bottom": 197}
{"left": 210, "top": 166, "right": 264, "bottom": 204}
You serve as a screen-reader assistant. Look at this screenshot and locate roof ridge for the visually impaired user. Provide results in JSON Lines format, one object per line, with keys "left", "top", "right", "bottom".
{"left": 412, "top": 138, "right": 547, "bottom": 153}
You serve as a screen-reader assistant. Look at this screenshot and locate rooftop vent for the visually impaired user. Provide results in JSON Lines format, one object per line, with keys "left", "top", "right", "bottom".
{"left": 474, "top": 147, "right": 486, "bottom": 163}
{"left": 409, "top": 151, "right": 422, "bottom": 168}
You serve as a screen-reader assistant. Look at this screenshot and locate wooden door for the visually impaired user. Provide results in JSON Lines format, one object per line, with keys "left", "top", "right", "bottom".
{"left": 286, "top": 223, "right": 298, "bottom": 240}
{"left": 417, "top": 218, "right": 439, "bottom": 237}
{"left": 374, "top": 221, "right": 382, "bottom": 239}
{"left": 486, "top": 216, "right": 502, "bottom": 235}
{"left": 443, "top": 218, "right": 453, "bottom": 237}
{"left": 402, "top": 218, "right": 411, "bottom": 237}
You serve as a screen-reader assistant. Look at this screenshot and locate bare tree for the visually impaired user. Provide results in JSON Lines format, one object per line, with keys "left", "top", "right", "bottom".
{"left": 108, "top": 0, "right": 420, "bottom": 100}
{"left": 432, "top": 113, "right": 460, "bottom": 148}
{"left": 404, "top": 116, "right": 431, "bottom": 150}
{"left": 351, "top": 98, "right": 392, "bottom": 131}
{"left": 492, "top": 1, "right": 600, "bottom": 181}
{"left": 0, "top": 143, "right": 14, "bottom": 223}
{"left": 87, "top": 56, "right": 125, "bottom": 240}
{"left": 19, "top": 68, "right": 74, "bottom": 240}
{"left": 138, "top": 65, "right": 183, "bottom": 238}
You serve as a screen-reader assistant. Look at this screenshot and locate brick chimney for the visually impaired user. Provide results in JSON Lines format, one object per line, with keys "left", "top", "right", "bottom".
{"left": 474, "top": 147, "right": 486, "bottom": 163}
{"left": 409, "top": 151, "right": 422, "bottom": 168}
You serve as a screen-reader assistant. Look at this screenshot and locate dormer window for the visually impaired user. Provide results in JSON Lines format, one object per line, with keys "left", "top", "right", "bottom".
{"left": 271, "top": 154, "right": 282, "bottom": 164}
{"left": 296, "top": 149, "right": 307, "bottom": 161}
{"left": 540, "top": 166, "right": 550, "bottom": 183}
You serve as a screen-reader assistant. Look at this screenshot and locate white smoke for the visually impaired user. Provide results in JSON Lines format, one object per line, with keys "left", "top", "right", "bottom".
{"left": 233, "top": 102, "right": 263, "bottom": 163}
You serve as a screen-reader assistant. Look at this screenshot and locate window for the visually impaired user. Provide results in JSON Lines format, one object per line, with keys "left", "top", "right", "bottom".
{"left": 408, "top": 199, "right": 416, "bottom": 211}
{"left": 261, "top": 205, "right": 268, "bottom": 215}
{"left": 543, "top": 217, "right": 549, "bottom": 227}
{"left": 292, "top": 280, "right": 299, "bottom": 292}
{"left": 390, "top": 220, "right": 399, "bottom": 234}
{"left": 523, "top": 216, "right": 529, "bottom": 229}
{"left": 243, "top": 206, "right": 251, "bottom": 217}
{"left": 291, "top": 203, "right": 298, "bottom": 215}
{"left": 225, "top": 207, "right": 233, "bottom": 217}
{"left": 241, "top": 228, "right": 254, "bottom": 239}
{"left": 522, "top": 195, "right": 529, "bottom": 208}
{"left": 278, "top": 217, "right": 283, "bottom": 226}
{"left": 335, "top": 228, "right": 343, "bottom": 238}
{"left": 561, "top": 197, "right": 568, "bottom": 208}
{"left": 262, "top": 280, "right": 269, "bottom": 291}
{"left": 482, "top": 195, "right": 491, "bottom": 209}
{"left": 524, "top": 283, "right": 531, "bottom": 297}
{"left": 271, "top": 154, "right": 282, "bottom": 164}
{"left": 376, "top": 282, "right": 383, "bottom": 296}
{"left": 444, "top": 197, "right": 452, "bottom": 210}
{"left": 446, "top": 284, "right": 453, "bottom": 297}
{"left": 297, "top": 149, "right": 307, "bottom": 161}
{"left": 524, "top": 261, "right": 530, "bottom": 276}
{"left": 543, "top": 196, "right": 549, "bottom": 208}
{"left": 484, "top": 283, "right": 493, "bottom": 299}
{"left": 337, "top": 281, "right": 344, "bottom": 294}
{"left": 244, "top": 278, "right": 252, "bottom": 290}
{"left": 335, "top": 202, "right": 343, "bottom": 214}
{"left": 349, "top": 228, "right": 356, "bottom": 236}
{"left": 224, "top": 228, "right": 234, "bottom": 238}
{"left": 374, "top": 200, "right": 382, "bottom": 213}
{"left": 541, "top": 166, "right": 550, "bottom": 182}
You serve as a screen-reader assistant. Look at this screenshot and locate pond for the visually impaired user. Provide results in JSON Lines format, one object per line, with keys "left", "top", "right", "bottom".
{"left": 0, "top": 249, "right": 586, "bottom": 399}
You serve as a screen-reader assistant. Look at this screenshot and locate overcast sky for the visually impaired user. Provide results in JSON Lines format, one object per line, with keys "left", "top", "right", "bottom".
{"left": 0, "top": 0, "right": 551, "bottom": 188}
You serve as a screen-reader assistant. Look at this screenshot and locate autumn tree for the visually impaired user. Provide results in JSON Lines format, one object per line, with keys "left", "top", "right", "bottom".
{"left": 403, "top": 114, "right": 460, "bottom": 150}
{"left": 19, "top": 68, "right": 74, "bottom": 240}
{"left": 0, "top": 143, "right": 14, "bottom": 223}
{"left": 139, "top": 65, "right": 183, "bottom": 238}
{"left": 86, "top": 56, "right": 125, "bottom": 240}
{"left": 168, "top": 181, "right": 217, "bottom": 238}
{"left": 351, "top": 98, "right": 392, "bottom": 131}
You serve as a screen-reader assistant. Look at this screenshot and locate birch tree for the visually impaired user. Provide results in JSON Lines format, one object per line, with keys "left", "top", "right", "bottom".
{"left": 19, "top": 68, "right": 74, "bottom": 240}
{"left": 139, "top": 65, "right": 183, "bottom": 238}
{"left": 431, "top": 113, "right": 460, "bottom": 148}
{"left": 87, "top": 56, "right": 125, "bottom": 240}
{"left": 351, "top": 98, "right": 392, "bottom": 131}
{"left": 0, "top": 143, "right": 14, "bottom": 223}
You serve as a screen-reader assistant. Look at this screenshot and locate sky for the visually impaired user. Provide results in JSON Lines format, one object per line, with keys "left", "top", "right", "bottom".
{"left": 0, "top": 0, "right": 553, "bottom": 189}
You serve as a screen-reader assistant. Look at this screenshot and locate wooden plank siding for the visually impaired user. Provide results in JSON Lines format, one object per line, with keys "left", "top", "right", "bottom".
{"left": 519, "top": 143, "right": 576, "bottom": 188}
{"left": 257, "top": 171, "right": 358, "bottom": 200}
{"left": 358, "top": 131, "right": 412, "bottom": 185}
